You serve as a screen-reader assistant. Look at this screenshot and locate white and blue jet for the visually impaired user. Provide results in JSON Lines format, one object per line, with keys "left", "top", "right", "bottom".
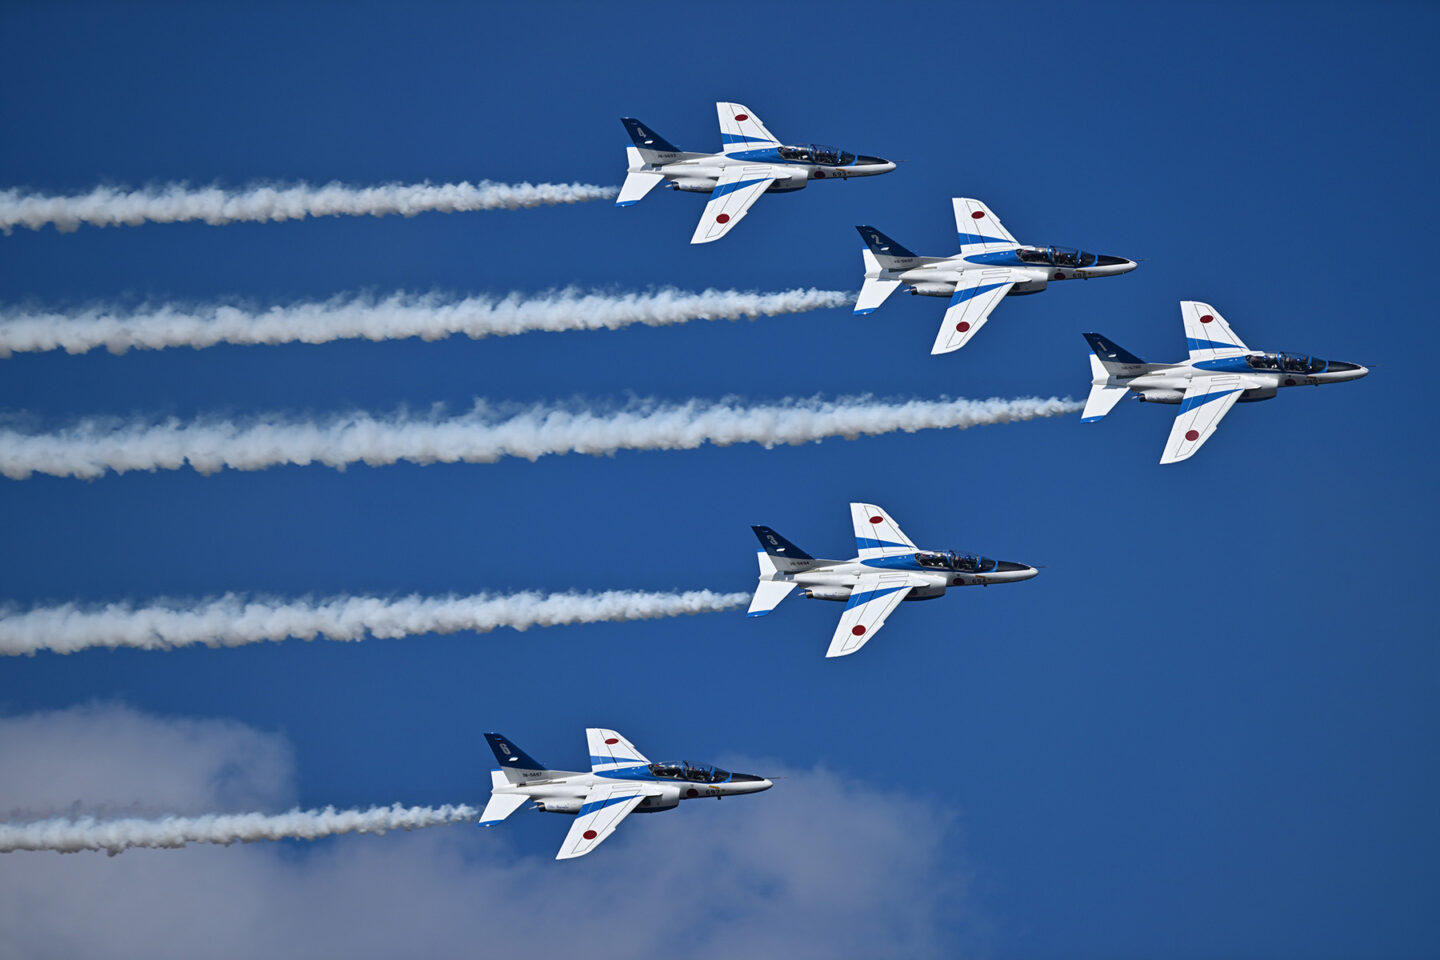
{"left": 478, "top": 729, "right": 772, "bottom": 860}
{"left": 747, "top": 502, "right": 1038, "bottom": 658}
{"left": 854, "top": 198, "right": 1137, "bottom": 355}
{"left": 1081, "top": 301, "right": 1369, "bottom": 464}
{"left": 617, "top": 101, "right": 895, "bottom": 244}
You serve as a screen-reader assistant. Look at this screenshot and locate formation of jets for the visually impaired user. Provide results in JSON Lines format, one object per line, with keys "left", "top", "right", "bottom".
{"left": 747, "top": 502, "right": 1036, "bottom": 657}
{"left": 480, "top": 101, "right": 1371, "bottom": 860}
{"left": 479, "top": 729, "right": 771, "bottom": 859}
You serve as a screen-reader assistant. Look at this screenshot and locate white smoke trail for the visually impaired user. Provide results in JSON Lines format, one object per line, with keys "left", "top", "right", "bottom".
{"left": 0, "top": 589, "right": 750, "bottom": 656}
{"left": 0, "top": 287, "right": 852, "bottom": 357}
{"left": 0, "top": 803, "right": 478, "bottom": 855}
{"left": 0, "top": 180, "right": 617, "bottom": 234}
{"left": 0, "top": 395, "right": 1083, "bottom": 480}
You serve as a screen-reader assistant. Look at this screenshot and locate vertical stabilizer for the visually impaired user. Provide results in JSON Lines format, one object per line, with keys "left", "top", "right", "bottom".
{"left": 485, "top": 732, "right": 549, "bottom": 784}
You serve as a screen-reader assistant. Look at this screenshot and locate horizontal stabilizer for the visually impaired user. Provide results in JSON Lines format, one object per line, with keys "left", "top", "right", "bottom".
{"left": 1081, "top": 358, "right": 1129, "bottom": 422}
{"left": 616, "top": 147, "right": 664, "bottom": 206}
{"left": 748, "top": 560, "right": 796, "bottom": 618}
{"left": 478, "top": 774, "right": 528, "bottom": 826}
{"left": 855, "top": 257, "right": 901, "bottom": 315}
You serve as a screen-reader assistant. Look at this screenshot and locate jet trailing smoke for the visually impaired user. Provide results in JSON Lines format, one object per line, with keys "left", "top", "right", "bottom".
{"left": 0, "top": 180, "right": 617, "bottom": 234}
{"left": 0, "top": 395, "right": 1083, "bottom": 480}
{"left": 0, "top": 589, "right": 750, "bottom": 656}
{"left": 0, "top": 803, "right": 478, "bottom": 855}
{"left": 0, "top": 287, "right": 852, "bottom": 357}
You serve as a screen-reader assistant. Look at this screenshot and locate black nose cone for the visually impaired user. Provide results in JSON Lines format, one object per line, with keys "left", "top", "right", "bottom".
{"left": 729, "top": 773, "right": 768, "bottom": 783}
{"left": 1324, "top": 360, "right": 1364, "bottom": 373}
{"left": 855, "top": 155, "right": 889, "bottom": 165}
{"left": 1095, "top": 255, "right": 1131, "bottom": 267}
{"left": 995, "top": 561, "right": 1031, "bottom": 573}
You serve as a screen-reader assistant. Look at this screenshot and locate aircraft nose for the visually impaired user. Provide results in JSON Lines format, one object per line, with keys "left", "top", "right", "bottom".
{"left": 1095, "top": 255, "right": 1138, "bottom": 274}
{"left": 994, "top": 561, "right": 1039, "bottom": 581}
{"left": 1326, "top": 360, "right": 1369, "bottom": 380}
{"left": 856, "top": 155, "right": 896, "bottom": 173}
{"left": 729, "top": 773, "right": 773, "bottom": 792}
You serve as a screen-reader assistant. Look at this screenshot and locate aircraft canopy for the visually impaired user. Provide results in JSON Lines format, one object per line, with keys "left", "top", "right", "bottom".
{"left": 1015, "top": 245, "right": 1098, "bottom": 268}
{"left": 914, "top": 550, "right": 997, "bottom": 573}
{"left": 1245, "top": 352, "right": 1327, "bottom": 374}
{"left": 648, "top": 762, "right": 730, "bottom": 783}
{"left": 777, "top": 143, "right": 856, "bottom": 165}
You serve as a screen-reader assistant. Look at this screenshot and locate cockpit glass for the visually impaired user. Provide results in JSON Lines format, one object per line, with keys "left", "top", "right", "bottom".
{"left": 1050, "top": 246, "right": 1081, "bottom": 266}
{"left": 1279, "top": 352, "right": 1312, "bottom": 373}
{"left": 650, "top": 761, "right": 728, "bottom": 783}
{"left": 1016, "top": 247, "right": 1050, "bottom": 264}
{"left": 1246, "top": 353, "right": 1279, "bottom": 370}
{"left": 810, "top": 143, "right": 842, "bottom": 164}
{"left": 777, "top": 145, "right": 809, "bottom": 162}
{"left": 1307, "top": 357, "right": 1327, "bottom": 373}
{"left": 837, "top": 151, "right": 855, "bottom": 165}
{"left": 915, "top": 551, "right": 949, "bottom": 568}
{"left": 1077, "top": 251, "right": 1097, "bottom": 267}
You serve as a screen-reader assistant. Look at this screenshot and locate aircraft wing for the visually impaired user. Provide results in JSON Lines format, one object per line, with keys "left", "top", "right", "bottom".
{"left": 850, "top": 502, "right": 917, "bottom": 559}
{"left": 1182, "top": 300, "right": 1249, "bottom": 360}
{"left": 930, "top": 270, "right": 1021, "bottom": 355}
{"left": 555, "top": 785, "right": 654, "bottom": 860}
{"left": 953, "top": 198, "right": 1018, "bottom": 253}
{"left": 717, "top": 101, "right": 781, "bottom": 154}
{"left": 691, "top": 167, "right": 778, "bottom": 244}
{"left": 828, "top": 573, "right": 922, "bottom": 658}
{"left": 1161, "top": 375, "right": 1245, "bottom": 464}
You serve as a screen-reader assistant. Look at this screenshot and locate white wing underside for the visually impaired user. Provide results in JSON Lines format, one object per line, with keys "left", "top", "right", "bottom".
{"left": 1182, "top": 300, "right": 1249, "bottom": 360}
{"left": 850, "top": 502, "right": 917, "bottom": 559}
{"left": 691, "top": 166, "right": 780, "bottom": 244}
{"left": 556, "top": 785, "right": 655, "bottom": 860}
{"left": 953, "top": 198, "right": 1019, "bottom": 253}
{"left": 828, "top": 573, "right": 923, "bottom": 657}
{"left": 931, "top": 271, "right": 1022, "bottom": 354}
{"left": 1161, "top": 375, "right": 1245, "bottom": 464}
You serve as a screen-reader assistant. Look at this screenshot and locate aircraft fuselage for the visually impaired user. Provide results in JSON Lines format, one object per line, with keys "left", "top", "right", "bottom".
{"left": 642, "top": 149, "right": 897, "bottom": 194}
{"left": 782, "top": 551, "right": 1038, "bottom": 602}
{"left": 1114, "top": 354, "right": 1369, "bottom": 404}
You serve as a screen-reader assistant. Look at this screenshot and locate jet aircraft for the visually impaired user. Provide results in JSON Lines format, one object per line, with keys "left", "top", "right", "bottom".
{"left": 1081, "top": 301, "right": 1369, "bottom": 463}
{"left": 478, "top": 728, "right": 772, "bottom": 860}
{"left": 853, "top": 198, "right": 1137, "bottom": 355}
{"left": 747, "top": 502, "right": 1038, "bottom": 658}
{"left": 617, "top": 101, "right": 895, "bottom": 244}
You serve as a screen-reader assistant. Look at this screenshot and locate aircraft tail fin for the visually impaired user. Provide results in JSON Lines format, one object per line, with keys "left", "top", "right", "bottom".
{"left": 854, "top": 249, "right": 902, "bottom": 315}
{"left": 1082, "top": 355, "right": 1131, "bottom": 422}
{"left": 478, "top": 769, "right": 529, "bottom": 826}
{"left": 616, "top": 146, "right": 665, "bottom": 206}
{"left": 484, "top": 732, "right": 549, "bottom": 784}
{"left": 1084, "top": 332, "right": 1149, "bottom": 377}
{"left": 748, "top": 551, "right": 797, "bottom": 617}
{"left": 855, "top": 225, "right": 921, "bottom": 270}
{"left": 751, "top": 524, "right": 822, "bottom": 574}
{"left": 621, "top": 117, "right": 685, "bottom": 165}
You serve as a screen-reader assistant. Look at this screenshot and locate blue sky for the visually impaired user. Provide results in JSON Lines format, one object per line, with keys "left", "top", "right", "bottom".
{"left": 1, "top": 2, "right": 1437, "bottom": 957}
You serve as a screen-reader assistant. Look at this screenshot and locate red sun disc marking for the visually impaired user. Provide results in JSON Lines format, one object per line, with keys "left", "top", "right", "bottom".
{"left": 715, "top": 213, "right": 730, "bottom": 224}
{"left": 734, "top": 114, "right": 748, "bottom": 121}
{"left": 868, "top": 515, "right": 883, "bottom": 524}
{"left": 1185, "top": 429, "right": 1200, "bottom": 442}
{"left": 686, "top": 788, "right": 699, "bottom": 797}
{"left": 582, "top": 830, "right": 597, "bottom": 840}
{"left": 604, "top": 738, "right": 618, "bottom": 745}
{"left": 971, "top": 210, "right": 985, "bottom": 219}
{"left": 815, "top": 171, "right": 825, "bottom": 178}
{"left": 957, "top": 321, "right": 971, "bottom": 332}
{"left": 851, "top": 625, "right": 867, "bottom": 636}
{"left": 1200, "top": 314, "right": 1214, "bottom": 323}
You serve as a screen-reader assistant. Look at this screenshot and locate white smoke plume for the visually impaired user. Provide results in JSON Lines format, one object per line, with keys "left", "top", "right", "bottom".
{"left": 0, "top": 287, "right": 851, "bottom": 357}
{"left": 0, "top": 803, "right": 478, "bottom": 855}
{"left": 0, "top": 395, "right": 1082, "bottom": 480}
{"left": 0, "top": 180, "right": 617, "bottom": 234}
{"left": 0, "top": 589, "right": 750, "bottom": 656}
